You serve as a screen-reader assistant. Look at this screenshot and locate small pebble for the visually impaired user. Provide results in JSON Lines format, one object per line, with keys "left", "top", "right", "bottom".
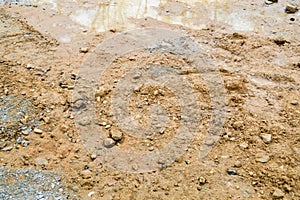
{"left": 0, "top": 142, "right": 7, "bottom": 149}
{"left": 283, "top": 184, "right": 292, "bottom": 192}
{"left": 79, "top": 47, "right": 89, "bottom": 53}
{"left": 88, "top": 191, "right": 95, "bottom": 197}
{"left": 148, "top": 146, "right": 154, "bottom": 151}
{"left": 291, "top": 100, "right": 298, "bottom": 105}
{"left": 159, "top": 127, "right": 165, "bottom": 134}
{"left": 2, "top": 146, "right": 13, "bottom": 151}
{"left": 35, "top": 157, "right": 48, "bottom": 166}
{"left": 198, "top": 177, "right": 207, "bottom": 185}
{"left": 256, "top": 155, "right": 270, "bottom": 163}
{"left": 232, "top": 121, "right": 244, "bottom": 130}
{"left": 285, "top": 4, "right": 298, "bottom": 13}
{"left": 227, "top": 169, "right": 237, "bottom": 175}
{"left": 81, "top": 170, "right": 92, "bottom": 179}
{"left": 22, "top": 129, "right": 31, "bottom": 135}
{"left": 261, "top": 134, "right": 272, "bottom": 144}
{"left": 273, "top": 188, "right": 285, "bottom": 199}
{"left": 34, "top": 128, "right": 43, "bottom": 134}
{"left": 16, "top": 137, "right": 24, "bottom": 144}
{"left": 90, "top": 152, "right": 97, "bottom": 160}
{"left": 265, "top": 0, "right": 277, "bottom": 5}
{"left": 239, "top": 142, "right": 249, "bottom": 149}
{"left": 110, "top": 129, "right": 123, "bottom": 141}
{"left": 104, "top": 138, "right": 116, "bottom": 148}
{"left": 234, "top": 161, "right": 242, "bottom": 168}
{"left": 22, "top": 140, "right": 30, "bottom": 147}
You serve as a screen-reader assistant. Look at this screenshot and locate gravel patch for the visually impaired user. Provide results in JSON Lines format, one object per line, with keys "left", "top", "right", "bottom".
{"left": 0, "top": 167, "right": 72, "bottom": 200}
{"left": 0, "top": 0, "right": 33, "bottom": 6}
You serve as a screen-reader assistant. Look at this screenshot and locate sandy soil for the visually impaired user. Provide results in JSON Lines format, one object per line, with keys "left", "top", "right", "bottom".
{"left": 0, "top": 0, "right": 299, "bottom": 199}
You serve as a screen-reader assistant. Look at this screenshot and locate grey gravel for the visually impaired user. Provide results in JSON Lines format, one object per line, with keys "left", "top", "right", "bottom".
{"left": 0, "top": 0, "right": 34, "bottom": 6}
{"left": 0, "top": 167, "right": 72, "bottom": 200}
{"left": 0, "top": 95, "right": 40, "bottom": 150}
{"left": 22, "top": 140, "right": 30, "bottom": 147}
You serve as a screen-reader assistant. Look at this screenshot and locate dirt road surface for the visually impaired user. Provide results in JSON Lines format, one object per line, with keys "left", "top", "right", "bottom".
{"left": 0, "top": 0, "right": 299, "bottom": 199}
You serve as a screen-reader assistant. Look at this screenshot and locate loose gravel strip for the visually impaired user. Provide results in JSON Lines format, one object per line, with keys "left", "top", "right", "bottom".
{"left": 0, "top": 0, "right": 33, "bottom": 6}
{"left": 0, "top": 167, "right": 71, "bottom": 200}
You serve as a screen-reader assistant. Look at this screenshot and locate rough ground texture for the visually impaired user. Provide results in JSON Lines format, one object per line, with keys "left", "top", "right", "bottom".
{"left": 0, "top": 167, "right": 70, "bottom": 200}
{"left": 0, "top": 0, "right": 300, "bottom": 199}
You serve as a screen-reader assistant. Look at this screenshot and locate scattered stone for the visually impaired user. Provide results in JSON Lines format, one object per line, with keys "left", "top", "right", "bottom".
{"left": 234, "top": 161, "right": 242, "bottom": 168}
{"left": 285, "top": 4, "right": 298, "bottom": 13}
{"left": 239, "top": 142, "right": 249, "bottom": 149}
{"left": 0, "top": 141, "right": 7, "bottom": 149}
{"left": 110, "top": 129, "right": 123, "bottom": 141}
{"left": 0, "top": 167, "right": 70, "bottom": 199}
{"left": 90, "top": 152, "right": 97, "bottom": 160}
{"left": 33, "top": 128, "right": 43, "bottom": 134}
{"left": 256, "top": 155, "right": 270, "bottom": 163}
{"left": 198, "top": 177, "right": 207, "bottom": 185}
{"left": 2, "top": 146, "right": 13, "bottom": 151}
{"left": 26, "top": 63, "right": 35, "bottom": 69}
{"left": 232, "top": 121, "right": 244, "bottom": 130}
{"left": 79, "top": 47, "right": 89, "bottom": 53}
{"left": 22, "top": 129, "right": 31, "bottom": 135}
{"left": 88, "top": 191, "right": 95, "bottom": 197}
{"left": 35, "top": 157, "right": 48, "bottom": 166}
{"left": 261, "top": 134, "right": 272, "bottom": 144}
{"left": 148, "top": 146, "right": 154, "bottom": 151}
{"left": 227, "top": 169, "right": 237, "bottom": 175}
{"left": 80, "top": 170, "right": 92, "bottom": 179}
{"left": 84, "top": 165, "right": 89, "bottom": 170}
{"left": 22, "top": 140, "right": 30, "bottom": 147}
{"left": 265, "top": 0, "right": 277, "bottom": 5}
{"left": 101, "top": 122, "right": 107, "bottom": 126}
{"left": 283, "top": 184, "right": 292, "bottom": 192}
{"left": 159, "top": 127, "right": 165, "bottom": 134}
{"left": 104, "top": 138, "right": 115, "bottom": 148}
{"left": 16, "top": 137, "right": 24, "bottom": 144}
{"left": 291, "top": 100, "right": 298, "bottom": 105}
{"left": 272, "top": 188, "right": 285, "bottom": 199}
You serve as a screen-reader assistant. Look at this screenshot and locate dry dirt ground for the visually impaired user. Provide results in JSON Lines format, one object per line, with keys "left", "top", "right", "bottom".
{"left": 0, "top": 0, "right": 300, "bottom": 199}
